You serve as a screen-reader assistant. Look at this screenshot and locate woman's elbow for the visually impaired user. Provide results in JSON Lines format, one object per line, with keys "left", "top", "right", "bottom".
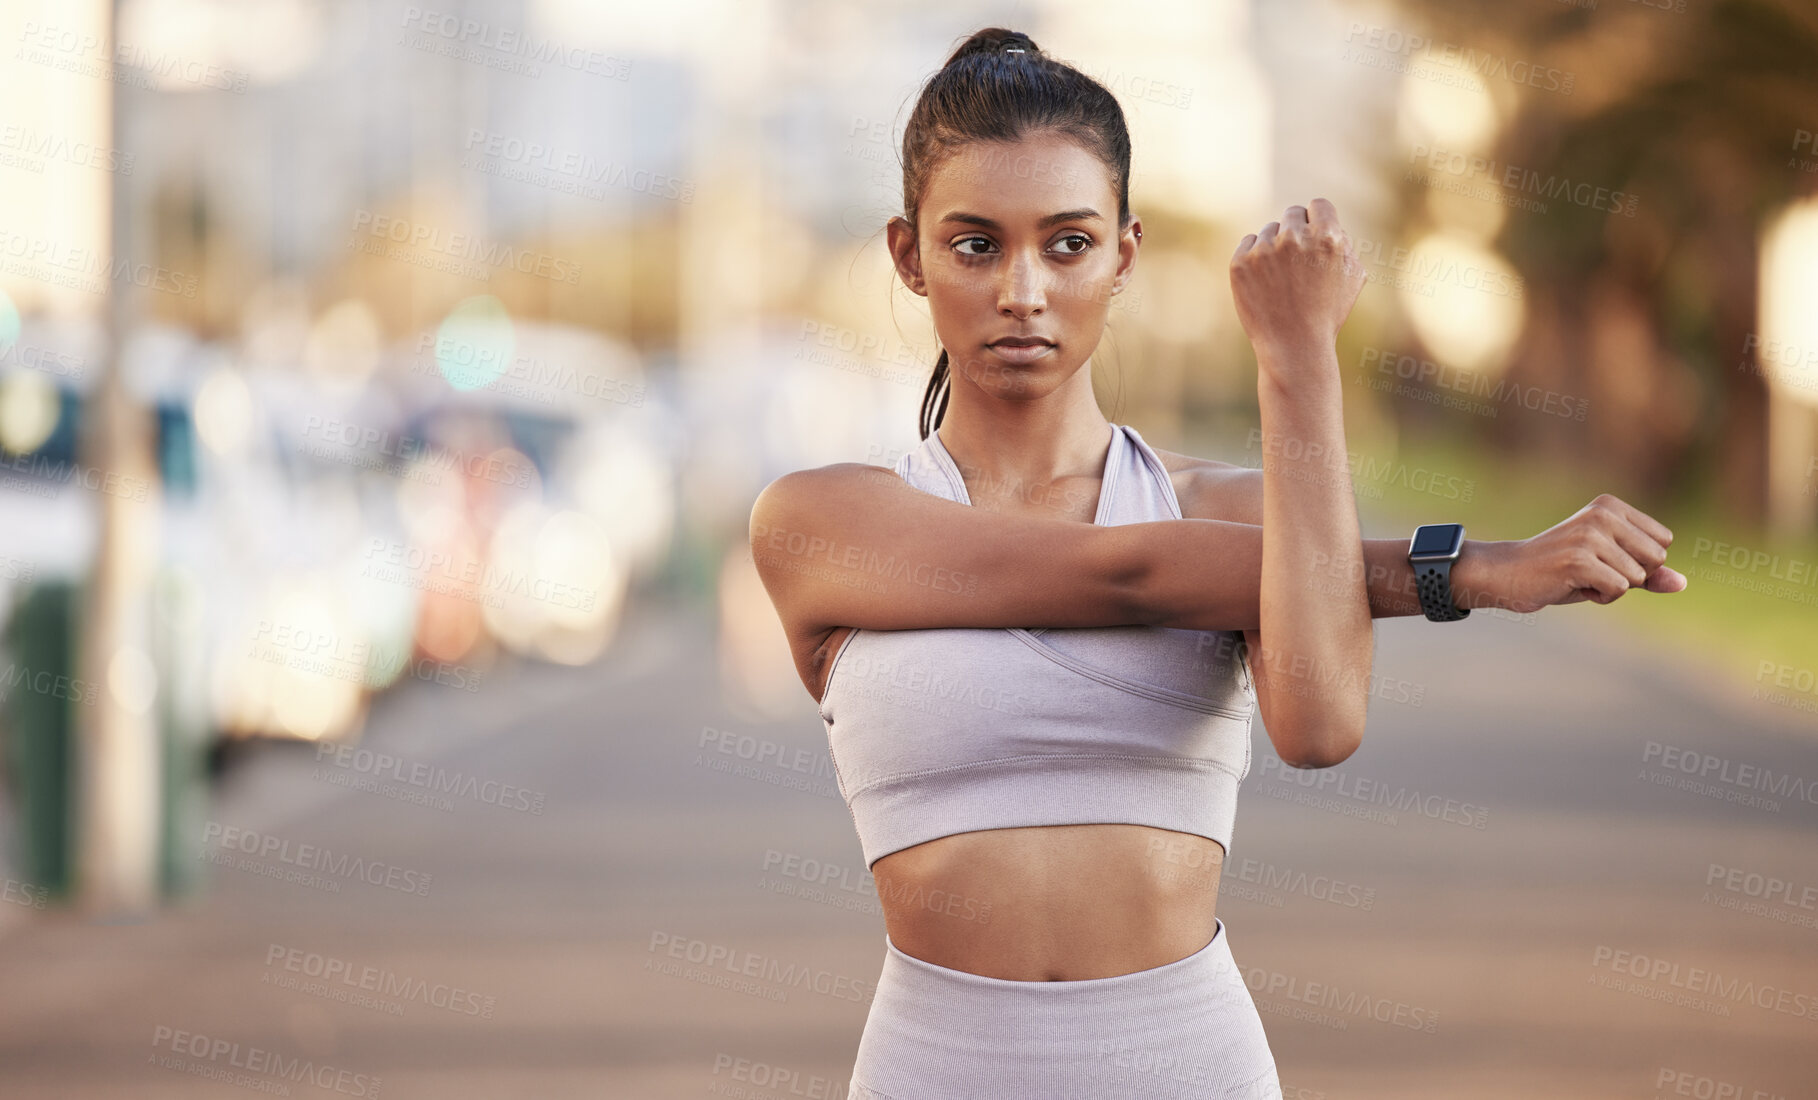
{"left": 1266, "top": 708, "right": 1366, "bottom": 770}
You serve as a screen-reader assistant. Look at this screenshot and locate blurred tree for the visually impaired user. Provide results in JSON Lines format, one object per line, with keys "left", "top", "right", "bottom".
{"left": 1387, "top": 0, "right": 1818, "bottom": 522}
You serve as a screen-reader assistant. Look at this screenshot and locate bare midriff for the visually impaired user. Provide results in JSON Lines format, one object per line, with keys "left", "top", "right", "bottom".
{"left": 870, "top": 824, "right": 1224, "bottom": 981}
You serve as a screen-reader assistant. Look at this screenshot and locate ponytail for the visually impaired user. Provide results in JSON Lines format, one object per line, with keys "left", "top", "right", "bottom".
{"left": 918, "top": 347, "right": 951, "bottom": 440}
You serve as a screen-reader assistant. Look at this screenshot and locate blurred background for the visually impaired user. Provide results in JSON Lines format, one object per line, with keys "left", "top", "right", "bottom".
{"left": 1, "top": 0, "right": 1815, "bottom": 1096}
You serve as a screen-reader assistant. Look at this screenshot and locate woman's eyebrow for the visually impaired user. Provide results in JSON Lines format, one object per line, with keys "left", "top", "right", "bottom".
{"left": 937, "top": 208, "right": 1103, "bottom": 229}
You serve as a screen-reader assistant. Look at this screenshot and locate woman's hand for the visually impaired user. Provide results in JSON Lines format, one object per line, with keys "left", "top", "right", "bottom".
{"left": 1458, "top": 494, "right": 1688, "bottom": 614}
{"left": 1229, "top": 198, "right": 1368, "bottom": 381}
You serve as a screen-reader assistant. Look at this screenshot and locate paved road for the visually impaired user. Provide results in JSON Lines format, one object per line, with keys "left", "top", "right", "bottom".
{"left": 0, "top": 587, "right": 1815, "bottom": 1099}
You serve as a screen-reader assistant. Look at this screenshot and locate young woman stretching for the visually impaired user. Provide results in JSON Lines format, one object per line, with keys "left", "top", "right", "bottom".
{"left": 749, "top": 27, "right": 1686, "bottom": 1098}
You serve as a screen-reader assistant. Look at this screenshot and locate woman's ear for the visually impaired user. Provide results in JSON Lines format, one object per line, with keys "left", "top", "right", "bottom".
{"left": 1111, "top": 217, "right": 1142, "bottom": 294}
{"left": 886, "top": 216, "right": 927, "bottom": 296}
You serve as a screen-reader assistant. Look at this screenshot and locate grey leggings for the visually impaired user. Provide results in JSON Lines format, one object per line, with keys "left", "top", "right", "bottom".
{"left": 848, "top": 917, "right": 1283, "bottom": 1099}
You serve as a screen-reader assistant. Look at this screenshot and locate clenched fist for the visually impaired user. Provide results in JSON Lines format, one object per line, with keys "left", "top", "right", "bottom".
{"left": 1230, "top": 198, "right": 1367, "bottom": 385}
{"left": 1462, "top": 494, "right": 1689, "bottom": 613}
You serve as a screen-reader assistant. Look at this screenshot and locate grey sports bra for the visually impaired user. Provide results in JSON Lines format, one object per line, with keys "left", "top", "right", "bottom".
{"left": 818, "top": 422, "right": 1257, "bottom": 871}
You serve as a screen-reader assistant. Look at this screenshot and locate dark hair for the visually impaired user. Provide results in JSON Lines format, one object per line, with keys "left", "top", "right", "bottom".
{"left": 900, "top": 27, "right": 1134, "bottom": 439}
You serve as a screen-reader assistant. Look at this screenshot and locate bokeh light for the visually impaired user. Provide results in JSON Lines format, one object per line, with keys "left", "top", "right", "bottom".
{"left": 1398, "top": 232, "right": 1525, "bottom": 374}
{"left": 435, "top": 296, "right": 516, "bottom": 392}
{"left": 0, "top": 370, "right": 60, "bottom": 455}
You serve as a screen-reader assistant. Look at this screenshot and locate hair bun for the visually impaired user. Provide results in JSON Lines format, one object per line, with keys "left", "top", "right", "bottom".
{"left": 944, "top": 27, "right": 1040, "bottom": 67}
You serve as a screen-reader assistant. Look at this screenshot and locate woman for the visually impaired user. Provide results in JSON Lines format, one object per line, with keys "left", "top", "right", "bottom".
{"left": 748, "top": 27, "right": 1685, "bottom": 1098}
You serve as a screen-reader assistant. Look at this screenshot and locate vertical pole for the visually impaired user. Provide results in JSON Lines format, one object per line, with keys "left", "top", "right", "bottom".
{"left": 74, "top": 0, "right": 163, "bottom": 917}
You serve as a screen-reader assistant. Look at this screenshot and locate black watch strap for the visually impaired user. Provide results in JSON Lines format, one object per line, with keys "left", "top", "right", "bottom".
{"left": 1415, "top": 557, "right": 1470, "bottom": 622}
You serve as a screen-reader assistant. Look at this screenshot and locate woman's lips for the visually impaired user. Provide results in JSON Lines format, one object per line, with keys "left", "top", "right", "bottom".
{"left": 986, "top": 341, "right": 1054, "bottom": 365}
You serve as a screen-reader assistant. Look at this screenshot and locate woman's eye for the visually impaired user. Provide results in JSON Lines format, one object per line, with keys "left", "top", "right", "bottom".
{"left": 952, "top": 234, "right": 1092, "bottom": 257}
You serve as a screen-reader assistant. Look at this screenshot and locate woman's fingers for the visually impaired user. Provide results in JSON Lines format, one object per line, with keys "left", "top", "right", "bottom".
{"left": 1573, "top": 548, "right": 1640, "bottom": 605}
{"left": 1601, "top": 493, "right": 1674, "bottom": 549}
{"left": 1232, "top": 233, "right": 1258, "bottom": 262}
{"left": 1593, "top": 528, "right": 1651, "bottom": 590}
{"left": 1257, "top": 220, "right": 1282, "bottom": 244}
{"left": 1308, "top": 197, "right": 1340, "bottom": 233}
{"left": 1602, "top": 519, "right": 1668, "bottom": 584}
{"left": 1589, "top": 494, "right": 1685, "bottom": 597}
{"left": 1284, "top": 204, "right": 1309, "bottom": 230}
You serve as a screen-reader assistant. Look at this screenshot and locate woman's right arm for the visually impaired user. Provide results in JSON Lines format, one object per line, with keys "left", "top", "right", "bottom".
{"left": 749, "top": 461, "right": 1268, "bottom": 639}
{"left": 749, "top": 459, "right": 1686, "bottom": 643}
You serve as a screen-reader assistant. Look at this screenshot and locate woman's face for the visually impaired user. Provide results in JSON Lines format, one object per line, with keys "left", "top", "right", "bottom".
{"left": 888, "top": 132, "right": 1140, "bottom": 403}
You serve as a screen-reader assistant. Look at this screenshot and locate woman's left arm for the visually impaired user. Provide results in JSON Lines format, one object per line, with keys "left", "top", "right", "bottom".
{"left": 1179, "top": 467, "right": 1687, "bottom": 744}
{"left": 1182, "top": 465, "right": 1686, "bottom": 619}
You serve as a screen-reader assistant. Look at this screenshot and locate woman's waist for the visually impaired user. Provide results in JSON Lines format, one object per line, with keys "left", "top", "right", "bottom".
{"left": 871, "top": 823, "right": 1225, "bottom": 981}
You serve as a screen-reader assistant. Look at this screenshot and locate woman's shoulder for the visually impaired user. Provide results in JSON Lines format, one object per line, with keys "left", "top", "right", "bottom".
{"left": 753, "top": 461, "right": 905, "bottom": 519}
{"left": 1141, "top": 441, "right": 1260, "bottom": 526}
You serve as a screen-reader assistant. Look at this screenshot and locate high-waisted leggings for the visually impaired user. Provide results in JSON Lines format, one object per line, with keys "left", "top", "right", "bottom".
{"left": 848, "top": 917, "right": 1283, "bottom": 1099}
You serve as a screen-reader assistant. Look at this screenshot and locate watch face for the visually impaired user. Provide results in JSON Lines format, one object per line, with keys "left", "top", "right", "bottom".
{"left": 1410, "top": 523, "right": 1463, "bottom": 558}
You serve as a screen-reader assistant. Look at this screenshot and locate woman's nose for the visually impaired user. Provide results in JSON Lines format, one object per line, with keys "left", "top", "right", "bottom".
{"left": 998, "top": 251, "right": 1047, "bottom": 315}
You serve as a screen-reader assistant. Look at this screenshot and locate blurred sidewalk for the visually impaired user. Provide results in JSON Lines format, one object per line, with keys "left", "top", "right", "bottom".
{"left": 0, "top": 593, "right": 1813, "bottom": 1098}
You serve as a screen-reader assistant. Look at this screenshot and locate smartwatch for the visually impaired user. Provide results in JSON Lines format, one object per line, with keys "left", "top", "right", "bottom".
{"left": 1408, "top": 523, "right": 1470, "bottom": 622}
